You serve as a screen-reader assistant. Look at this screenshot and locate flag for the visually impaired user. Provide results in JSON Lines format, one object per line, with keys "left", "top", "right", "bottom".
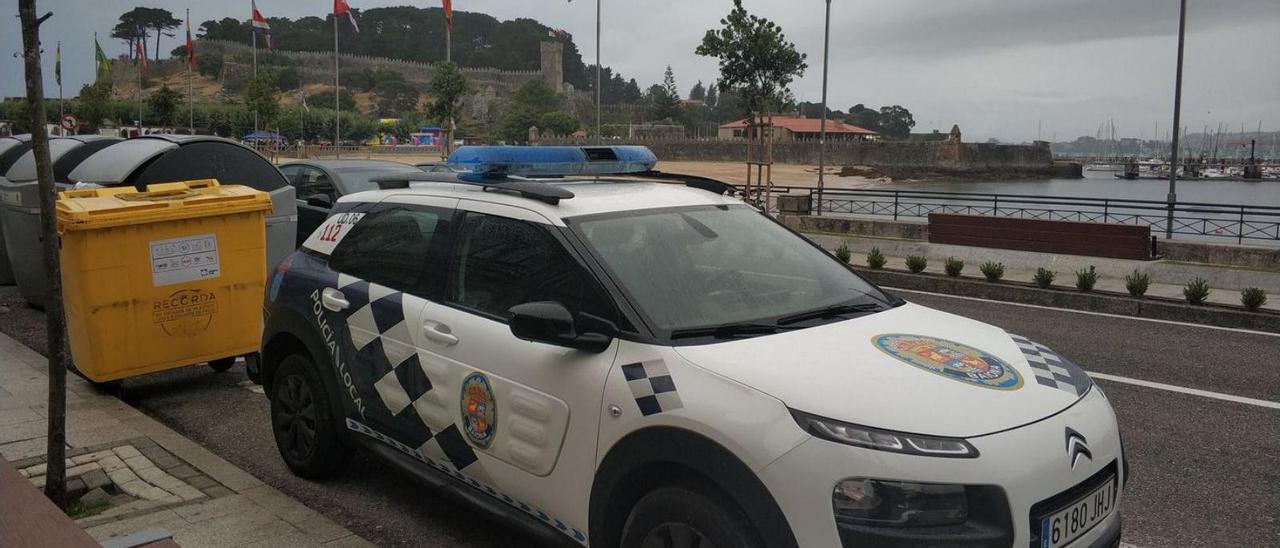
{"left": 334, "top": 0, "right": 359, "bottom": 32}
{"left": 94, "top": 38, "right": 112, "bottom": 81}
{"left": 443, "top": 0, "right": 452, "bottom": 32}
{"left": 299, "top": 89, "right": 309, "bottom": 111}
{"left": 55, "top": 43, "right": 62, "bottom": 86}
{"left": 252, "top": 1, "right": 274, "bottom": 49}
{"left": 135, "top": 40, "right": 147, "bottom": 74}
{"left": 185, "top": 16, "right": 196, "bottom": 69}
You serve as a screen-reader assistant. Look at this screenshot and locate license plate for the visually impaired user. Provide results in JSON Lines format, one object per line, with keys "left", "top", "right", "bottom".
{"left": 1039, "top": 477, "right": 1116, "bottom": 548}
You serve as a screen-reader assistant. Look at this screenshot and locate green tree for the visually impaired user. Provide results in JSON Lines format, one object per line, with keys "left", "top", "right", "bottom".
{"left": 375, "top": 80, "right": 420, "bottom": 117}
{"left": 501, "top": 80, "right": 562, "bottom": 142}
{"left": 244, "top": 74, "right": 281, "bottom": 127}
{"left": 538, "top": 111, "right": 580, "bottom": 136}
{"left": 141, "top": 8, "right": 182, "bottom": 60}
{"left": 689, "top": 80, "right": 706, "bottom": 102}
{"left": 704, "top": 80, "right": 718, "bottom": 108}
{"left": 425, "top": 61, "right": 470, "bottom": 125}
{"left": 695, "top": 0, "right": 807, "bottom": 120}
{"left": 75, "top": 82, "right": 114, "bottom": 127}
{"left": 651, "top": 65, "right": 682, "bottom": 121}
{"left": 197, "top": 53, "right": 223, "bottom": 78}
{"left": 146, "top": 85, "right": 182, "bottom": 129}
{"left": 309, "top": 89, "right": 356, "bottom": 111}
{"left": 111, "top": 10, "right": 148, "bottom": 60}
{"left": 876, "top": 105, "right": 916, "bottom": 139}
{"left": 846, "top": 104, "right": 880, "bottom": 132}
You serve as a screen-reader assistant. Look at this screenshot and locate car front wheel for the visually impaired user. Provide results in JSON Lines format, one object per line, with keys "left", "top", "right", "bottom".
{"left": 270, "top": 353, "right": 353, "bottom": 478}
{"left": 620, "top": 484, "right": 764, "bottom": 548}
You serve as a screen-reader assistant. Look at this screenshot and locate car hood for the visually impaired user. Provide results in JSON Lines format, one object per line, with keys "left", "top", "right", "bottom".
{"left": 673, "top": 302, "right": 1089, "bottom": 438}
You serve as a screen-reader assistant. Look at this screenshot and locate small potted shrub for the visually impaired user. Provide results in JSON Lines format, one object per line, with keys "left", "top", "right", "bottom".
{"left": 1075, "top": 265, "right": 1098, "bottom": 292}
{"left": 1183, "top": 278, "right": 1210, "bottom": 305}
{"left": 834, "top": 243, "right": 852, "bottom": 264}
{"left": 1240, "top": 287, "right": 1267, "bottom": 311}
{"left": 1033, "top": 268, "right": 1056, "bottom": 289}
{"left": 1124, "top": 270, "right": 1150, "bottom": 297}
{"left": 867, "top": 247, "right": 887, "bottom": 270}
{"left": 944, "top": 257, "right": 965, "bottom": 277}
{"left": 905, "top": 255, "right": 928, "bottom": 273}
{"left": 979, "top": 261, "right": 1004, "bottom": 282}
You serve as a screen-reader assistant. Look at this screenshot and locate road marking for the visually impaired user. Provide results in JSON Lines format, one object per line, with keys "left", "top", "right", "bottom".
{"left": 1087, "top": 372, "right": 1280, "bottom": 410}
{"left": 887, "top": 287, "right": 1280, "bottom": 339}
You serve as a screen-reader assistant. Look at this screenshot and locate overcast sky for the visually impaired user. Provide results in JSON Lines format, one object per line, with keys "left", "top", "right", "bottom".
{"left": 3, "top": 0, "right": 1277, "bottom": 142}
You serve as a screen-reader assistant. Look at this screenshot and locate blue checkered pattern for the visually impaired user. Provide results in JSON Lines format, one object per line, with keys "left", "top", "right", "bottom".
{"left": 622, "top": 360, "right": 683, "bottom": 416}
{"left": 1009, "top": 334, "right": 1093, "bottom": 396}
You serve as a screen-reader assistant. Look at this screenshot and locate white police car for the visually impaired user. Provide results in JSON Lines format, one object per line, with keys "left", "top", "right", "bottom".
{"left": 258, "top": 146, "right": 1126, "bottom": 548}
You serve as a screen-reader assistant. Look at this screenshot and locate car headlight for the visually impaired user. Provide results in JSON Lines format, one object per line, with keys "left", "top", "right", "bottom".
{"left": 791, "top": 409, "right": 979, "bottom": 458}
{"left": 834, "top": 479, "right": 968, "bottom": 526}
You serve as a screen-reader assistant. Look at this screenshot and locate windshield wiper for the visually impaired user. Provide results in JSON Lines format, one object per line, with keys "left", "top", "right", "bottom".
{"left": 669, "top": 323, "right": 786, "bottom": 340}
{"left": 775, "top": 302, "right": 886, "bottom": 326}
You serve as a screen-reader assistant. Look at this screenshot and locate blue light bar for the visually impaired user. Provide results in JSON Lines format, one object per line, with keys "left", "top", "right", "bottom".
{"left": 446, "top": 145, "right": 657, "bottom": 176}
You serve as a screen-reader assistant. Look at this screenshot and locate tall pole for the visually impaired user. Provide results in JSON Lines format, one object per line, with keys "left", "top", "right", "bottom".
{"left": 137, "top": 53, "right": 143, "bottom": 133}
{"left": 334, "top": 15, "right": 340, "bottom": 156}
{"left": 252, "top": 29, "right": 259, "bottom": 135}
{"left": 187, "top": 9, "right": 193, "bottom": 134}
{"left": 816, "top": 0, "right": 831, "bottom": 215}
{"left": 445, "top": 19, "right": 452, "bottom": 159}
{"left": 595, "top": 0, "right": 602, "bottom": 145}
{"left": 19, "top": 0, "right": 69, "bottom": 509}
{"left": 1165, "top": 0, "right": 1187, "bottom": 240}
{"left": 57, "top": 41, "right": 64, "bottom": 136}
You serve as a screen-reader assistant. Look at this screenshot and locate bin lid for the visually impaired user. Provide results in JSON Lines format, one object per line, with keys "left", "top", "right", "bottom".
{"left": 5, "top": 137, "right": 117, "bottom": 182}
{"left": 0, "top": 141, "right": 34, "bottom": 175}
{"left": 52, "top": 137, "right": 123, "bottom": 183}
{"left": 66, "top": 135, "right": 286, "bottom": 192}
{"left": 56, "top": 179, "right": 273, "bottom": 232}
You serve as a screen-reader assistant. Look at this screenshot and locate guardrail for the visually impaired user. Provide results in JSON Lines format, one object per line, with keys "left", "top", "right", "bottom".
{"left": 806, "top": 188, "right": 1280, "bottom": 244}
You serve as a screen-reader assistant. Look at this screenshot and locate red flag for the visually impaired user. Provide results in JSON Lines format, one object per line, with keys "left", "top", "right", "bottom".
{"left": 135, "top": 40, "right": 147, "bottom": 73}
{"left": 186, "top": 16, "right": 196, "bottom": 69}
{"left": 334, "top": 0, "right": 359, "bottom": 32}
{"left": 443, "top": 0, "right": 453, "bottom": 32}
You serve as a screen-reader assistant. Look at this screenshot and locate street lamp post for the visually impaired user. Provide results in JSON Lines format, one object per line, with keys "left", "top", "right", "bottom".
{"left": 596, "top": 0, "right": 602, "bottom": 145}
{"left": 1166, "top": 0, "right": 1187, "bottom": 240}
{"left": 816, "top": 0, "right": 832, "bottom": 215}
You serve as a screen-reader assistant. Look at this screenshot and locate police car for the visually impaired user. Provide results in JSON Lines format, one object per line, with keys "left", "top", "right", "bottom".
{"left": 258, "top": 146, "right": 1126, "bottom": 548}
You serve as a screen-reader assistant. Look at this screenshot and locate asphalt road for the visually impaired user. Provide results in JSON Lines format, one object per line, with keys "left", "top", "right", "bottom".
{"left": 36, "top": 289, "right": 1280, "bottom": 547}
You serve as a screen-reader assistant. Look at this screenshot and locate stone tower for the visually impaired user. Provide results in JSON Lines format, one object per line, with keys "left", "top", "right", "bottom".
{"left": 540, "top": 41, "right": 564, "bottom": 93}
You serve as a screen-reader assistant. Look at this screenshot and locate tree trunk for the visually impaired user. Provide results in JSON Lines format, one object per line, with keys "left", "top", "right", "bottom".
{"left": 19, "top": 0, "right": 69, "bottom": 509}
{"left": 154, "top": 26, "right": 161, "bottom": 61}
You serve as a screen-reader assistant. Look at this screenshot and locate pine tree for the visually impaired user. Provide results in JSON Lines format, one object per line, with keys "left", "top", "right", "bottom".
{"left": 653, "top": 65, "right": 682, "bottom": 121}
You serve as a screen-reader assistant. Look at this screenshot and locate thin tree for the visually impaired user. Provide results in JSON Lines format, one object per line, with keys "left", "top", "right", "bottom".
{"left": 696, "top": 0, "right": 807, "bottom": 123}
{"left": 19, "top": 0, "right": 70, "bottom": 509}
{"left": 426, "top": 61, "right": 471, "bottom": 154}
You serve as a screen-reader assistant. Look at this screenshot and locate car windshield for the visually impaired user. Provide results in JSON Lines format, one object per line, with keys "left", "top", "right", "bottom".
{"left": 572, "top": 205, "right": 895, "bottom": 339}
{"left": 333, "top": 165, "right": 425, "bottom": 194}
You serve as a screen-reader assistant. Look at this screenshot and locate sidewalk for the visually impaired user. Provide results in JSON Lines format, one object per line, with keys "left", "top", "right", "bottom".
{"left": 0, "top": 331, "right": 372, "bottom": 548}
{"left": 804, "top": 232, "right": 1279, "bottom": 311}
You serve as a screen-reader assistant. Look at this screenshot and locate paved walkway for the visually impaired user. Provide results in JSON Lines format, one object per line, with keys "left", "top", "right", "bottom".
{"left": 805, "top": 233, "right": 1279, "bottom": 311}
{"left": 0, "top": 331, "right": 372, "bottom": 548}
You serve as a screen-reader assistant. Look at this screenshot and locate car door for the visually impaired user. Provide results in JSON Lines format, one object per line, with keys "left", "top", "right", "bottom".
{"left": 413, "top": 202, "right": 619, "bottom": 541}
{"left": 285, "top": 165, "right": 337, "bottom": 243}
{"left": 318, "top": 197, "right": 468, "bottom": 463}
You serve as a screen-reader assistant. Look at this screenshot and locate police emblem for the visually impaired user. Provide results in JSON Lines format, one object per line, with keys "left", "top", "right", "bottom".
{"left": 460, "top": 373, "right": 497, "bottom": 448}
{"left": 872, "top": 334, "right": 1023, "bottom": 391}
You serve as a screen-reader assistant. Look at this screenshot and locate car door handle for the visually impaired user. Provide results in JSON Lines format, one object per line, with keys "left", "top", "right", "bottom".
{"left": 422, "top": 320, "right": 458, "bottom": 346}
{"left": 321, "top": 287, "right": 349, "bottom": 311}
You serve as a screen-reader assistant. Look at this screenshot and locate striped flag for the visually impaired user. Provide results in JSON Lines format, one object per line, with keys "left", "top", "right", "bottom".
{"left": 252, "top": 1, "right": 275, "bottom": 49}
{"left": 334, "top": 0, "right": 359, "bottom": 32}
{"left": 185, "top": 15, "right": 196, "bottom": 69}
{"left": 94, "top": 38, "right": 112, "bottom": 81}
{"left": 443, "top": 0, "right": 453, "bottom": 32}
{"left": 135, "top": 40, "right": 147, "bottom": 74}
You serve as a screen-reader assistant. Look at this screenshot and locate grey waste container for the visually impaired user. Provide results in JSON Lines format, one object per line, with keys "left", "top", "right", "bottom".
{"left": 67, "top": 135, "right": 297, "bottom": 274}
{"left": 0, "top": 134, "right": 33, "bottom": 285}
{"left": 0, "top": 136, "right": 121, "bottom": 307}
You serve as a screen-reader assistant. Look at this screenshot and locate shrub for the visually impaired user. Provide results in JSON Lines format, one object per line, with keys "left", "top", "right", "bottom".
{"left": 1124, "top": 270, "right": 1150, "bottom": 297}
{"left": 1033, "top": 268, "right": 1056, "bottom": 289}
{"left": 905, "top": 255, "right": 928, "bottom": 273}
{"left": 1075, "top": 265, "right": 1098, "bottom": 292}
{"left": 866, "top": 248, "right": 887, "bottom": 270}
{"left": 944, "top": 257, "right": 965, "bottom": 277}
{"left": 834, "top": 243, "right": 852, "bottom": 264}
{"left": 1240, "top": 287, "right": 1268, "bottom": 311}
{"left": 1183, "top": 278, "right": 1210, "bottom": 305}
{"left": 979, "top": 261, "right": 1004, "bottom": 282}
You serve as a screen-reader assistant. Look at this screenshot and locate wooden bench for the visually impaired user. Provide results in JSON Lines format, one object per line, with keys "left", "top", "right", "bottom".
{"left": 928, "top": 214, "right": 1152, "bottom": 260}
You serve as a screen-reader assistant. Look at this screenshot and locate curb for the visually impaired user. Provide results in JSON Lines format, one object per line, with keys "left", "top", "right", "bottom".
{"left": 856, "top": 268, "right": 1280, "bottom": 332}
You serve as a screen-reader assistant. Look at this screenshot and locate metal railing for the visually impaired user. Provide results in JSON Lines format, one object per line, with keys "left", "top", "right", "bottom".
{"left": 753, "top": 187, "right": 1280, "bottom": 244}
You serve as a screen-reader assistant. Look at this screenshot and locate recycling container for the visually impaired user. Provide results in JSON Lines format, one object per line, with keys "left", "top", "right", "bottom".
{"left": 1, "top": 136, "right": 121, "bottom": 307}
{"left": 68, "top": 134, "right": 297, "bottom": 273}
{"left": 0, "top": 134, "right": 33, "bottom": 285}
{"left": 56, "top": 179, "right": 272, "bottom": 382}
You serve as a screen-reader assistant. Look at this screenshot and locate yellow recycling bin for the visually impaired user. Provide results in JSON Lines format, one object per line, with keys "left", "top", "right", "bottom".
{"left": 56, "top": 179, "right": 272, "bottom": 382}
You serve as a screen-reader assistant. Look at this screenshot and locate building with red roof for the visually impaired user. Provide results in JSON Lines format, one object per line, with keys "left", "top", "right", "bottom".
{"left": 718, "top": 115, "right": 880, "bottom": 142}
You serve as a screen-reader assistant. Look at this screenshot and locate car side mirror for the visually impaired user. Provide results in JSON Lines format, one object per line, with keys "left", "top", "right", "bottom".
{"left": 508, "top": 301, "right": 615, "bottom": 354}
{"left": 306, "top": 195, "right": 332, "bottom": 209}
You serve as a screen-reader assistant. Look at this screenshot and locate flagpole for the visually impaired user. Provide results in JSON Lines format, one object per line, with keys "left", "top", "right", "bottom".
{"left": 137, "top": 51, "right": 143, "bottom": 134}
{"left": 187, "top": 9, "right": 193, "bottom": 134}
{"left": 595, "top": 0, "right": 601, "bottom": 145}
{"left": 252, "top": 22, "right": 259, "bottom": 135}
{"left": 57, "top": 41, "right": 64, "bottom": 136}
{"left": 445, "top": 7, "right": 452, "bottom": 160}
{"left": 334, "top": 14, "right": 340, "bottom": 157}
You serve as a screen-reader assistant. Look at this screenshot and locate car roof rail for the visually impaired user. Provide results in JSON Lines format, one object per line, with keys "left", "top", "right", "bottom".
{"left": 370, "top": 173, "right": 574, "bottom": 205}
{"left": 629, "top": 170, "right": 738, "bottom": 196}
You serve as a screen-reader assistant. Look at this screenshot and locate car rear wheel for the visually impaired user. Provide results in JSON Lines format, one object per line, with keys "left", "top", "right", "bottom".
{"left": 620, "top": 484, "right": 763, "bottom": 548}
{"left": 270, "top": 353, "right": 353, "bottom": 478}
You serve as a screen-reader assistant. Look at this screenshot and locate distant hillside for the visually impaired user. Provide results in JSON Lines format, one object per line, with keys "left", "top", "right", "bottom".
{"left": 197, "top": 6, "right": 595, "bottom": 91}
